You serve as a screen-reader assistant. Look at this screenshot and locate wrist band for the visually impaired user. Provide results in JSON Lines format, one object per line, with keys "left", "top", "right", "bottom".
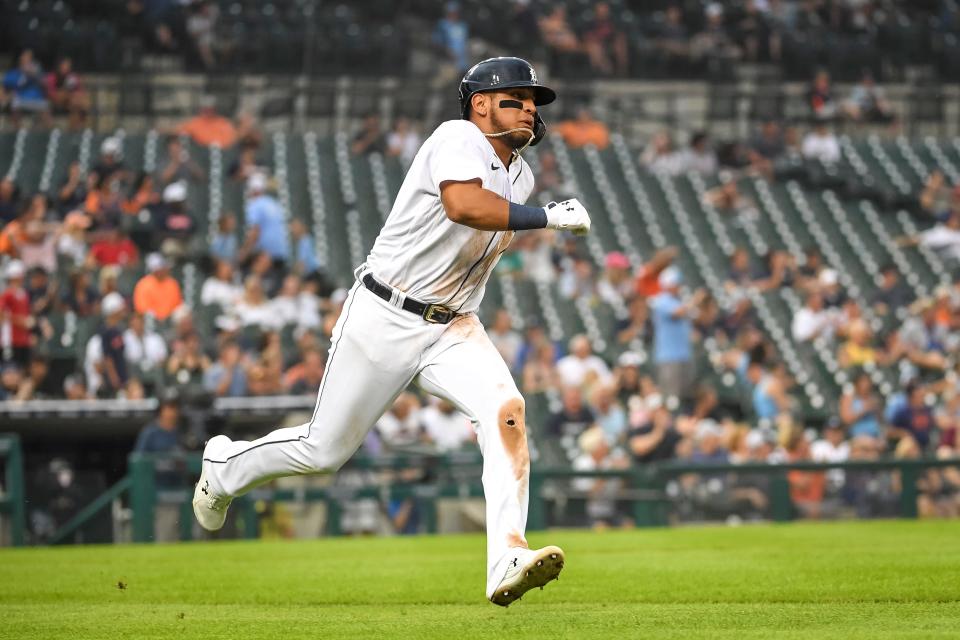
{"left": 507, "top": 202, "right": 548, "bottom": 230}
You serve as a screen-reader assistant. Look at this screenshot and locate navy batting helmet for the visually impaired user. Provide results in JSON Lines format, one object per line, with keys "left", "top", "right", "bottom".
{"left": 458, "top": 57, "right": 555, "bottom": 146}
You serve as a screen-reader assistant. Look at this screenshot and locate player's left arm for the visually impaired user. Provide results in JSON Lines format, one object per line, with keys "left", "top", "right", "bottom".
{"left": 440, "top": 180, "right": 591, "bottom": 235}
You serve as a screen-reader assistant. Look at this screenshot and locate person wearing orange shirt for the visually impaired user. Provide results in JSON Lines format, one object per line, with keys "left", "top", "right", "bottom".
{"left": 634, "top": 246, "right": 678, "bottom": 298}
{"left": 175, "top": 96, "right": 238, "bottom": 148}
{"left": 133, "top": 253, "right": 183, "bottom": 321}
{"left": 555, "top": 107, "right": 610, "bottom": 149}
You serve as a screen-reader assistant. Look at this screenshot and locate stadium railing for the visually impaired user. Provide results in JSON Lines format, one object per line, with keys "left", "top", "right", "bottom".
{"left": 0, "top": 434, "right": 26, "bottom": 546}
{"left": 115, "top": 453, "right": 960, "bottom": 543}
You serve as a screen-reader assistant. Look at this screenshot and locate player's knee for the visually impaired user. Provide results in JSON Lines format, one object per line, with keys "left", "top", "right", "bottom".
{"left": 497, "top": 397, "right": 530, "bottom": 480}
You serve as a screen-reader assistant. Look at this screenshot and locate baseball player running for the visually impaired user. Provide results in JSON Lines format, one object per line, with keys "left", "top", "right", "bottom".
{"left": 193, "top": 57, "right": 591, "bottom": 606}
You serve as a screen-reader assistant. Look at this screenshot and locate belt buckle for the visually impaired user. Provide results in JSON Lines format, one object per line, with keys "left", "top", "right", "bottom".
{"left": 423, "top": 304, "right": 454, "bottom": 324}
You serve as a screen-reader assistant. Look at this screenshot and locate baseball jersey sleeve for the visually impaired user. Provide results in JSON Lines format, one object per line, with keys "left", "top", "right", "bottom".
{"left": 428, "top": 124, "right": 490, "bottom": 192}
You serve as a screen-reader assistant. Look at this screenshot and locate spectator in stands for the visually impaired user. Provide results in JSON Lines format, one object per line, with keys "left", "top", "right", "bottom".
{"left": 201, "top": 259, "right": 240, "bottom": 310}
{"left": 890, "top": 382, "right": 936, "bottom": 452}
{"left": 616, "top": 296, "right": 648, "bottom": 347}
{"left": 228, "top": 142, "right": 266, "bottom": 185}
{"left": 91, "top": 137, "right": 129, "bottom": 186}
{"left": 2, "top": 50, "right": 51, "bottom": 128}
{"left": 628, "top": 395, "right": 684, "bottom": 463}
{"left": 175, "top": 95, "right": 238, "bottom": 148}
{"left": 289, "top": 218, "right": 320, "bottom": 278}
{"left": 919, "top": 170, "right": 955, "bottom": 222}
{"left": 209, "top": 212, "right": 238, "bottom": 264}
{"left": 25, "top": 266, "right": 55, "bottom": 318}
{"left": 0, "top": 178, "right": 20, "bottom": 225}
{"left": 134, "top": 253, "right": 183, "bottom": 321}
{"left": 557, "top": 334, "right": 612, "bottom": 388}
{"left": 123, "top": 172, "right": 162, "bottom": 216}
{"left": 44, "top": 57, "right": 89, "bottom": 130}
{"left": 165, "top": 331, "right": 211, "bottom": 392}
{"left": 837, "top": 319, "right": 883, "bottom": 369}
{"left": 186, "top": 0, "right": 219, "bottom": 69}
{"left": 872, "top": 263, "right": 913, "bottom": 315}
{"left": 56, "top": 163, "right": 86, "bottom": 215}
{"left": 589, "top": 383, "right": 627, "bottom": 445}
{"left": 351, "top": 114, "right": 387, "bottom": 156}
{"left": 792, "top": 292, "right": 836, "bottom": 343}
{"left": 749, "top": 120, "right": 786, "bottom": 178}
{"left": 522, "top": 340, "right": 560, "bottom": 394}
{"left": 539, "top": 5, "right": 584, "bottom": 61}
{"left": 234, "top": 274, "right": 276, "bottom": 329}
{"left": 810, "top": 417, "right": 851, "bottom": 493}
{"left": 640, "top": 131, "right": 681, "bottom": 175}
{"left": 801, "top": 122, "right": 841, "bottom": 164}
{"left": 90, "top": 226, "right": 139, "bottom": 267}
{"left": 268, "top": 274, "right": 304, "bottom": 328}
{"left": 132, "top": 393, "right": 183, "bottom": 541}
{"left": 1, "top": 261, "right": 32, "bottom": 367}
{"left": 547, "top": 386, "right": 595, "bottom": 443}
{"left": 784, "top": 426, "right": 826, "bottom": 519}
{"left": 807, "top": 70, "right": 853, "bottom": 122}
{"left": 376, "top": 392, "right": 424, "bottom": 448}
{"left": 159, "top": 136, "right": 205, "bottom": 186}
{"left": 735, "top": 0, "right": 771, "bottom": 62}
{"left": 703, "top": 174, "right": 757, "bottom": 217}
{"left": 243, "top": 173, "right": 289, "bottom": 266}
{"left": 583, "top": 1, "right": 628, "bottom": 77}
{"left": 690, "top": 3, "right": 741, "bottom": 65}
{"left": 421, "top": 397, "right": 474, "bottom": 452}
{"left": 571, "top": 426, "right": 628, "bottom": 528}
{"left": 839, "top": 371, "right": 883, "bottom": 441}
{"left": 597, "top": 251, "right": 633, "bottom": 306}
{"left": 57, "top": 211, "right": 90, "bottom": 266}
{"left": 676, "top": 131, "right": 717, "bottom": 175}
{"left": 59, "top": 267, "right": 98, "bottom": 317}
{"left": 650, "top": 267, "right": 703, "bottom": 401}
{"left": 898, "top": 211, "right": 960, "bottom": 263}
{"left": 204, "top": 339, "right": 248, "bottom": 397}
{"left": 0, "top": 361, "right": 25, "bottom": 400}
{"left": 634, "top": 246, "right": 677, "bottom": 298}
{"left": 18, "top": 219, "right": 60, "bottom": 275}
{"left": 283, "top": 348, "right": 325, "bottom": 396}
{"left": 556, "top": 106, "right": 610, "bottom": 150}
{"left": 96, "top": 292, "right": 129, "bottom": 398}
{"left": 124, "top": 312, "right": 168, "bottom": 378}
{"left": 156, "top": 181, "right": 196, "bottom": 258}
{"left": 386, "top": 117, "right": 423, "bottom": 167}
{"left": 724, "top": 247, "right": 753, "bottom": 294}
{"left": 654, "top": 5, "right": 691, "bottom": 69}
{"left": 847, "top": 70, "right": 895, "bottom": 124}
{"left": 433, "top": 2, "right": 469, "bottom": 73}
{"left": 743, "top": 358, "right": 791, "bottom": 422}
{"left": 488, "top": 308, "right": 522, "bottom": 372}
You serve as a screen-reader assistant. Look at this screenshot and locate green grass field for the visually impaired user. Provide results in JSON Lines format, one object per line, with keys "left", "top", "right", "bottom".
{"left": 2, "top": 520, "right": 959, "bottom": 639}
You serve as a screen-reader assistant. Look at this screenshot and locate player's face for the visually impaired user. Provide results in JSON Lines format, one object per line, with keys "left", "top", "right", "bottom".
{"left": 489, "top": 88, "right": 537, "bottom": 149}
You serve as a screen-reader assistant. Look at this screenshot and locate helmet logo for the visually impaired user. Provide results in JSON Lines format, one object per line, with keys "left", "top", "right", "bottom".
{"left": 529, "top": 67, "right": 538, "bottom": 83}
{"left": 491, "top": 73, "right": 500, "bottom": 85}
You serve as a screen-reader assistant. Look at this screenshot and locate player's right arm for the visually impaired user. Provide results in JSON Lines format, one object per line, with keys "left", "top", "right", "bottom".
{"left": 440, "top": 180, "right": 591, "bottom": 235}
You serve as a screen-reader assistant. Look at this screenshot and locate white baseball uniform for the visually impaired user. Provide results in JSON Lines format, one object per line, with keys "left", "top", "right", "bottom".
{"left": 203, "top": 119, "right": 536, "bottom": 595}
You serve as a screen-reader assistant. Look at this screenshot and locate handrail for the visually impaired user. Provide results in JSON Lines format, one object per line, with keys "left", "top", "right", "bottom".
{"left": 48, "top": 476, "right": 132, "bottom": 545}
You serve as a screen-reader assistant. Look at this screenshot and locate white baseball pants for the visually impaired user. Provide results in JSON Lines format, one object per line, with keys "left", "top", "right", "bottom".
{"left": 204, "top": 280, "right": 531, "bottom": 589}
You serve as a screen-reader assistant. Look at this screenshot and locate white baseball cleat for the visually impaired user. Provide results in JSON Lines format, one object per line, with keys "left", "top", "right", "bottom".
{"left": 488, "top": 545, "right": 565, "bottom": 607}
{"left": 192, "top": 435, "right": 233, "bottom": 531}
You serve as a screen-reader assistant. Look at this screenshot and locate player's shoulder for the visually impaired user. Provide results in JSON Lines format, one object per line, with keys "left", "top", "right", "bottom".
{"left": 428, "top": 119, "right": 486, "bottom": 146}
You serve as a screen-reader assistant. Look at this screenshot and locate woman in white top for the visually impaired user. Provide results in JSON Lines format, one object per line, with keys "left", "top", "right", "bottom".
{"left": 200, "top": 259, "right": 242, "bottom": 311}
{"left": 233, "top": 274, "right": 278, "bottom": 329}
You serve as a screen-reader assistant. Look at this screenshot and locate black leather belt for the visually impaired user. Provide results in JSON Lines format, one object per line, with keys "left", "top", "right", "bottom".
{"left": 361, "top": 273, "right": 458, "bottom": 324}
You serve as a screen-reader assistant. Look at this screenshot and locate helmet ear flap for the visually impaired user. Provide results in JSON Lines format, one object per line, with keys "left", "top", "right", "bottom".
{"left": 531, "top": 112, "right": 547, "bottom": 146}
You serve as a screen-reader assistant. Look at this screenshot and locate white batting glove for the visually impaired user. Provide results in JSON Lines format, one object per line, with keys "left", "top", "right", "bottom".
{"left": 545, "top": 199, "right": 592, "bottom": 236}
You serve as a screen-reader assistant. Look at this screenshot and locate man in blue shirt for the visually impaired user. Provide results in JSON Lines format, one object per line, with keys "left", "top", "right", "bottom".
{"left": 133, "top": 394, "right": 184, "bottom": 541}
{"left": 2, "top": 50, "right": 51, "bottom": 127}
{"left": 433, "top": 2, "right": 469, "bottom": 72}
{"left": 649, "top": 266, "right": 705, "bottom": 401}
{"left": 242, "top": 173, "right": 289, "bottom": 265}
